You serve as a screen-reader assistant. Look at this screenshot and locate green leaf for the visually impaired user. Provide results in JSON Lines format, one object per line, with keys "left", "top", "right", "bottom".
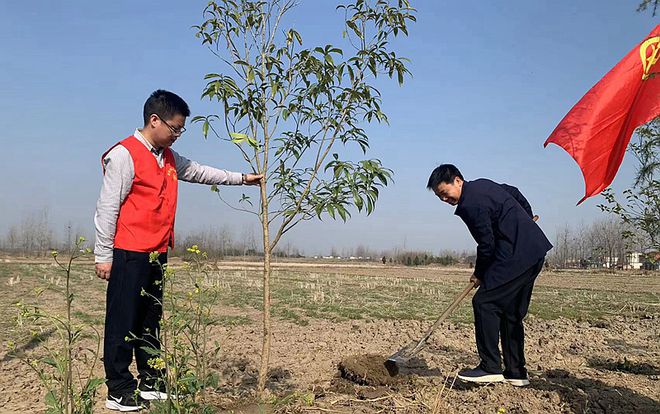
{"left": 247, "top": 135, "right": 259, "bottom": 150}
{"left": 337, "top": 205, "right": 347, "bottom": 221}
{"left": 139, "top": 346, "right": 161, "bottom": 356}
{"left": 202, "top": 121, "right": 209, "bottom": 138}
{"left": 42, "top": 357, "right": 58, "bottom": 367}
{"left": 292, "top": 29, "right": 303, "bottom": 45}
{"left": 83, "top": 378, "right": 105, "bottom": 394}
{"left": 230, "top": 132, "right": 248, "bottom": 143}
{"left": 346, "top": 20, "right": 362, "bottom": 38}
{"left": 239, "top": 194, "right": 253, "bottom": 206}
{"left": 210, "top": 185, "right": 219, "bottom": 193}
{"left": 327, "top": 205, "right": 336, "bottom": 219}
{"left": 355, "top": 195, "right": 364, "bottom": 211}
{"left": 45, "top": 391, "right": 59, "bottom": 409}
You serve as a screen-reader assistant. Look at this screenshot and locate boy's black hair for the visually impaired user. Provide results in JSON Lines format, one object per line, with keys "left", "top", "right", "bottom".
{"left": 143, "top": 90, "right": 190, "bottom": 124}
{"left": 426, "top": 164, "right": 464, "bottom": 190}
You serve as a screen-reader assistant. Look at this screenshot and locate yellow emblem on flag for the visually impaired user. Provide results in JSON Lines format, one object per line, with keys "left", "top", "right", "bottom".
{"left": 640, "top": 35, "right": 660, "bottom": 80}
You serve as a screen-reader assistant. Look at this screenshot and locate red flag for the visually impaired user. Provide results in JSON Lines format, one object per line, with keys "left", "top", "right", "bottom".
{"left": 544, "top": 25, "right": 660, "bottom": 204}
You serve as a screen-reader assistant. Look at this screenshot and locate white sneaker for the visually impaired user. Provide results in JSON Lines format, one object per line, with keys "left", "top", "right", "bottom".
{"left": 105, "top": 393, "right": 147, "bottom": 411}
{"left": 457, "top": 366, "right": 505, "bottom": 383}
{"left": 504, "top": 376, "right": 530, "bottom": 386}
{"left": 138, "top": 380, "right": 177, "bottom": 400}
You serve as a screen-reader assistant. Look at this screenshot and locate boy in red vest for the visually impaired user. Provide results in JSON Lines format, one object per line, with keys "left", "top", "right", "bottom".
{"left": 94, "top": 90, "right": 262, "bottom": 411}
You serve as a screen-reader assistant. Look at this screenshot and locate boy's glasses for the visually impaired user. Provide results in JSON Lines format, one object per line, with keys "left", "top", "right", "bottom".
{"left": 154, "top": 114, "right": 186, "bottom": 136}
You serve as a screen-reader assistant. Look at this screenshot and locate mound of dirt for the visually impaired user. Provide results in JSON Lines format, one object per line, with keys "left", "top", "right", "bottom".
{"left": 338, "top": 354, "right": 399, "bottom": 386}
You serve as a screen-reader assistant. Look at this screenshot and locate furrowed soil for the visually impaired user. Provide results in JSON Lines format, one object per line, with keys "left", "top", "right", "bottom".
{"left": 0, "top": 258, "right": 658, "bottom": 413}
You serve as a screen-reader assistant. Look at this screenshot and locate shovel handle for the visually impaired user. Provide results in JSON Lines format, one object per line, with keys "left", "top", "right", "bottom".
{"left": 409, "top": 280, "right": 476, "bottom": 355}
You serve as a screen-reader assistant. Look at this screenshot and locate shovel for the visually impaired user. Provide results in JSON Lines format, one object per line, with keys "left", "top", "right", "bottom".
{"left": 384, "top": 280, "right": 476, "bottom": 376}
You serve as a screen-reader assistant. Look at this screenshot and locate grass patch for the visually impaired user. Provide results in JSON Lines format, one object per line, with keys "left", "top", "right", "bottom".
{"left": 1, "top": 262, "right": 658, "bottom": 329}
{"left": 215, "top": 315, "right": 252, "bottom": 327}
{"left": 72, "top": 310, "right": 104, "bottom": 326}
{"left": 529, "top": 287, "right": 659, "bottom": 321}
{"left": 218, "top": 269, "right": 659, "bottom": 324}
{"left": 273, "top": 307, "right": 309, "bottom": 326}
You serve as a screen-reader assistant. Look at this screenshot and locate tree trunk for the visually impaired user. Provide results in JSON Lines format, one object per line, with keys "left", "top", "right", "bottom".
{"left": 257, "top": 182, "right": 271, "bottom": 396}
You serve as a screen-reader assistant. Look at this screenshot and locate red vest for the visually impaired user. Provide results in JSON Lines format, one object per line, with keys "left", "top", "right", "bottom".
{"left": 102, "top": 136, "right": 178, "bottom": 253}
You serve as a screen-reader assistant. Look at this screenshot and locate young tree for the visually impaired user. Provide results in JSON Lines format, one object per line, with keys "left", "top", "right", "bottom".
{"left": 193, "top": 0, "right": 415, "bottom": 393}
{"left": 600, "top": 119, "right": 659, "bottom": 259}
{"left": 589, "top": 218, "right": 626, "bottom": 269}
{"left": 551, "top": 224, "right": 571, "bottom": 268}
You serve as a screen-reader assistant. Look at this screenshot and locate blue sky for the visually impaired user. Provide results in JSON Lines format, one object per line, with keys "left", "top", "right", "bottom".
{"left": 0, "top": 1, "right": 656, "bottom": 255}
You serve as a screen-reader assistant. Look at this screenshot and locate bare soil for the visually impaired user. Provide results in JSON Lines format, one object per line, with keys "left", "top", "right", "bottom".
{"left": 207, "top": 314, "right": 659, "bottom": 413}
{"left": 0, "top": 260, "right": 658, "bottom": 413}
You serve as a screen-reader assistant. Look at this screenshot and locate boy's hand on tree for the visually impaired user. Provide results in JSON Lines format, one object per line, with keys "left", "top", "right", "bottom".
{"left": 95, "top": 263, "right": 112, "bottom": 281}
{"left": 242, "top": 173, "right": 264, "bottom": 185}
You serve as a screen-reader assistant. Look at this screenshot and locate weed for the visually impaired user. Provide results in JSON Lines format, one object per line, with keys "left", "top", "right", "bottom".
{"left": 134, "top": 246, "right": 224, "bottom": 413}
{"left": 10, "top": 237, "right": 104, "bottom": 414}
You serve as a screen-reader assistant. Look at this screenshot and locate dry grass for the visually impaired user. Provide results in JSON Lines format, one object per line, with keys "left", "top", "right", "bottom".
{"left": 2, "top": 262, "right": 658, "bottom": 348}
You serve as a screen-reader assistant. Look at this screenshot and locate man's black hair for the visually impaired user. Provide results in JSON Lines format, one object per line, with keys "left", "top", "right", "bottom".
{"left": 143, "top": 90, "right": 190, "bottom": 124}
{"left": 426, "top": 164, "right": 464, "bottom": 190}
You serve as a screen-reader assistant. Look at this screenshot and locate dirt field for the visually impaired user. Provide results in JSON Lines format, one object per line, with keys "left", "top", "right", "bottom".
{"left": 0, "top": 258, "right": 658, "bottom": 413}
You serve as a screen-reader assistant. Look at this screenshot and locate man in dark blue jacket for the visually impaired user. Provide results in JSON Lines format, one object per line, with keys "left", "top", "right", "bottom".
{"left": 427, "top": 164, "right": 552, "bottom": 386}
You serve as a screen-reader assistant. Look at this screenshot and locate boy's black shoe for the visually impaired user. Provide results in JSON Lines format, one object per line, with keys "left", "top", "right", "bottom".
{"left": 457, "top": 366, "right": 504, "bottom": 383}
{"left": 139, "top": 379, "right": 170, "bottom": 401}
{"left": 105, "top": 392, "right": 149, "bottom": 412}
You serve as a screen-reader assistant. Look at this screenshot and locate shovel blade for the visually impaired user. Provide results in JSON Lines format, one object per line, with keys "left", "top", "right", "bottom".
{"left": 384, "top": 344, "right": 415, "bottom": 376}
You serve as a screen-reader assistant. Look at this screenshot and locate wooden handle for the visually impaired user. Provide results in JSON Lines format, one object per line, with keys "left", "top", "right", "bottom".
{"left": 431, "top": 281, "right": 475, "bottom": 329}
{"left": 409, "top": 281, "right": 475, "bottom": 355}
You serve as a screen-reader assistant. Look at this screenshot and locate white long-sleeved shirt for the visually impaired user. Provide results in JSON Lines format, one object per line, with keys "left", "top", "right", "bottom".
{"left": 94, "top": 129, "right": 242, "bottom": 263}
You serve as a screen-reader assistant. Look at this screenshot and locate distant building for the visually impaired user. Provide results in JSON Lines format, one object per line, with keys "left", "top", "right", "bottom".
{"left": 625, "top": 252, "right": 645, "bottom": 270}
{"left": 624, "top": 251, "right": 659, "bottom": 270}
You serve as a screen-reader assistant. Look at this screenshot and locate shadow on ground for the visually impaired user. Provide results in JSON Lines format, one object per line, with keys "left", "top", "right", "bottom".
{"left": 587, "top": 356, "right": 660, "bottom": 376}
{"left": 532, "top": 369, "right": 660, "bottom": 413}
{"left": 214, "top": 357, "right": 295, "bottom": 395}
{"left": 1, "top": 327, "right": 56, "bottom": 362}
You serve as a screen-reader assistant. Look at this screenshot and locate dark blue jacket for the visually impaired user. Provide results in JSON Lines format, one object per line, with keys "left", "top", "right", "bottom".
{"left": 455, "top": 179, "right": 553, "bottom": 290}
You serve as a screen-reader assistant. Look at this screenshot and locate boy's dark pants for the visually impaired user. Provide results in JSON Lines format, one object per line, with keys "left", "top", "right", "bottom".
{"left": 472, "top": 258, "right": 545, "bottom": 378}
{"left": 104, "top": 249, "right": 166, "bottom": 394}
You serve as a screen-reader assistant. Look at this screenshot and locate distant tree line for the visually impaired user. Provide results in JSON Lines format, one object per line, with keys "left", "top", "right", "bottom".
{"left": 548, "top": 217, "right": 655, "bottom": 270}
{"left": 0, "top": 208, "right": 86, "bottom": 256}
{"left": 177, "top": 226, "right": 305, "bottom": 260}
{"left": 0, "top": 213, "right": 310, "bottom": 261}
{"left": 177, "top": 225, "right": 260, "bottom": 259}
{"left": 3, "top": 211, "right": 652, "bottom": 270}
{"left": 379, "top": 250, "right": 465, "bottom": 267}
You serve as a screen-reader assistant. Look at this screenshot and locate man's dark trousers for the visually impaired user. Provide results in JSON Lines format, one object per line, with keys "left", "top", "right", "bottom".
{"left": 104, "top": 249, "right": 166, "bottom": 394}
{"left": 472, "top": 258, "right": 545, "bottom": 378}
